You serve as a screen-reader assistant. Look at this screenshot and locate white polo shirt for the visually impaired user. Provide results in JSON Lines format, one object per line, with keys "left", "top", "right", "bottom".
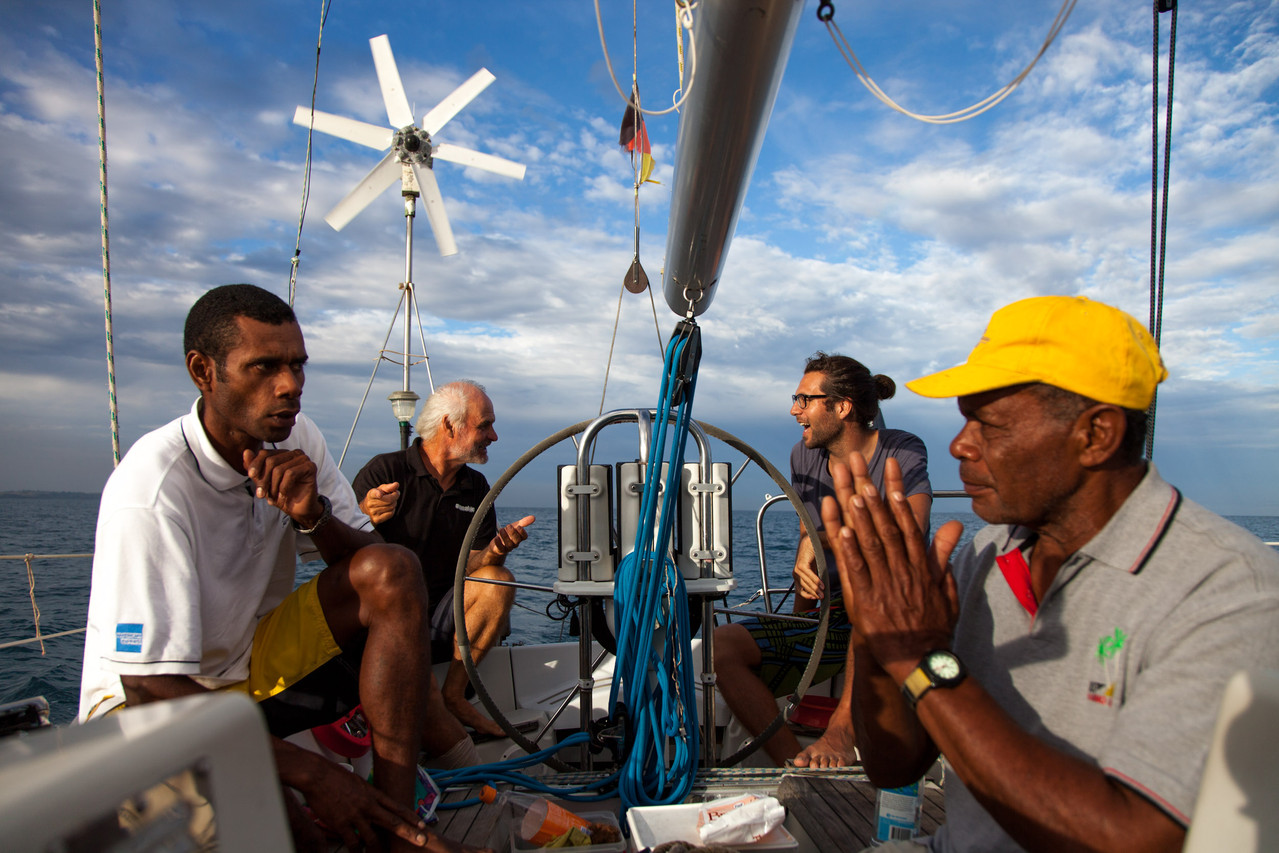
{"left": 78, "top": 400, "right": 367, "bottom": 721}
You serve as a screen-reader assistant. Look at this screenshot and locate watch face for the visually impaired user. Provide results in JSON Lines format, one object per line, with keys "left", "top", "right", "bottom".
{"left": 928, "top": 651, "right": 961, "bottom": 680}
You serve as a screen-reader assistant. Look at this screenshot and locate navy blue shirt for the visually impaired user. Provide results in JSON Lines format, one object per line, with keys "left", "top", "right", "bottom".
{"left": 353, "top": 439, "right": 497, "bottom": 609}
{"left": 789, "top": 428, "right": 932, "bottom": 577}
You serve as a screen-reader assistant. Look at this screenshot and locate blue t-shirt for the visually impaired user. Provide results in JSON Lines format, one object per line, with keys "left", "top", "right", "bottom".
{"left": 789, "top": 428, "right": 932, "bottom": 576}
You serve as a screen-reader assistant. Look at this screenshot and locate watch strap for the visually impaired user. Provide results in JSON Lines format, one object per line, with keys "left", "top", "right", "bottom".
{"left": 293, "top": 494, "right": 332, "bottom": 535}
{"left": 901, "top": 665, "right": 935, "bottom": 708}
{"left": 901, "top": 649, "right": 964, "bottom": 709}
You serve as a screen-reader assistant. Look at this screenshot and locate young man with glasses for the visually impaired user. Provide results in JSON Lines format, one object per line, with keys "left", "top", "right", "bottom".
{"left": 713, "top": 352, "right": 933, "bottom": 767}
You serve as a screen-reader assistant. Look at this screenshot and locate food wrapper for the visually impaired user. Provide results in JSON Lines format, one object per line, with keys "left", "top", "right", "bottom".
{"left": 543, "top": 826, "right": 593, "bottom": 847}
{"left": 695, "top": 793, "right": 785, "bottom": 845}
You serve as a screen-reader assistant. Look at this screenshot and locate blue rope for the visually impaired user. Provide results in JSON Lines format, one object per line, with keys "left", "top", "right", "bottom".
{"left": 609, "top": 322, "right": 702, "bottom": 812}
{"left": 429, "top": 733, "right": 621, "bottom": 808}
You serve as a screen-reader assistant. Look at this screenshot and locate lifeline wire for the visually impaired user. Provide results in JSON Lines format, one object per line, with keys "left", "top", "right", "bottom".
{"left": 610, "top": 322, "right": 702, "bottom": 811}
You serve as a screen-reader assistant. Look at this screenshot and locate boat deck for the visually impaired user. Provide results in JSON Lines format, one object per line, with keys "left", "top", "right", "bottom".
{"left": 433, "top": 767, "right": 944, "bottom": 851}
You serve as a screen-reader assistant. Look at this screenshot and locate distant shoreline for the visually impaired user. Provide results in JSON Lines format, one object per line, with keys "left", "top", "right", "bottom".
{"left": 0, "top": 491, "right": 100, "bottom": 499}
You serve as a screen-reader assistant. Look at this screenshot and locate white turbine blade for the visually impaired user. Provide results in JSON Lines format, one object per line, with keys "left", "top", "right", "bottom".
{"left": 370, "top": 35, "right": 415, "bottom": 129}
{"left": 324, "top": 151, "right": 401, "bottom": 231}
{"left": 421, "top": 68, "right": 496, "bottom": 136}
{"left": 293, "top": 106, "right": 392, "bottom": 150}
{"left": 411, "top": 163, "right": 458, "bottom": 256}
{"left": 433, "top": 144, "right": 526, "bottom": 180}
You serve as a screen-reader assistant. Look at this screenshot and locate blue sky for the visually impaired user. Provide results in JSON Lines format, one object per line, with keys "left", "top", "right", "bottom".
{"left": 1, "top": 0, "right": 1276, "bottom": 517}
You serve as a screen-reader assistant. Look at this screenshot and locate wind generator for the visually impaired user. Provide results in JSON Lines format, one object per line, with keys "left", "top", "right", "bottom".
{"left": 294, "top": 34, "right": 526, "bottom": 451}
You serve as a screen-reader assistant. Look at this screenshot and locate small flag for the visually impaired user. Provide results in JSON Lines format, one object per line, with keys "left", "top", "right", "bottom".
{"left": 620, "top": 86, "right": 659, "bottom": 185}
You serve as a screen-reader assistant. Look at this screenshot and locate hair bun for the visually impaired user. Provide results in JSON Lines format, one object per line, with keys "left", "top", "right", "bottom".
{"left": 874, "top": 374, "right": 897, "bottom": 401}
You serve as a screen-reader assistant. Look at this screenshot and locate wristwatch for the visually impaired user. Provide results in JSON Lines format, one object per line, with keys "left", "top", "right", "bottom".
{"left": 293, "top": 494, "right": 332, "bottom": 535}
{"left": 901, "top": 649, "right": 966, "bottom": 708}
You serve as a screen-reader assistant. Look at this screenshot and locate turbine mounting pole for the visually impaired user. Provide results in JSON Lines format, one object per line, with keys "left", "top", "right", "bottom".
{"left": 398, "top": 163, "right": 429, "bottom": 450}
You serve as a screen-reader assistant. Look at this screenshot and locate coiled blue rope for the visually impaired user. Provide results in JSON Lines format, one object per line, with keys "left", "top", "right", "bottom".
{"left": 610, "top": 322, "right": 701, "bottom": 812}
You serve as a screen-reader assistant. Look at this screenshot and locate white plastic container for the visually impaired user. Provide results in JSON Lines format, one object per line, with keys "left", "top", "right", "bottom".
{"left": 627, "top": 801, "right": 798, "bottom": 850}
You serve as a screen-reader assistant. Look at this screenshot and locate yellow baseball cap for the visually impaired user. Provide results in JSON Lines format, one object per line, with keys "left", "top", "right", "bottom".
{"left": 906, "top": 296, "right": 1168, "bottom": 409}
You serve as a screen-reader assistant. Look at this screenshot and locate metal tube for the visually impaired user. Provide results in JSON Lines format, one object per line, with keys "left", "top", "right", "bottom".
{"left": 403, "top": 194, "right": 414, "bottom": 394}
{"left": 755, "top": 493, "right": 789, "bottom": 613}
{"left": 662, "top": 0, "right": 804, "bottom": 316}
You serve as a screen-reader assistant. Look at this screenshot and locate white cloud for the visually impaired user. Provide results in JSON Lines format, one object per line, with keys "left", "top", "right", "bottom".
{"left": 0, "top": 0, "right": 1275, "bottom": 517}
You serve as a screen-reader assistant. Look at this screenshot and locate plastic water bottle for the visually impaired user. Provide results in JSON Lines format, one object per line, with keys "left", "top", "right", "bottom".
{"left": 479, "top": 786, "right": 590, "bottom": 845}
{"left": 873, "top": 781, "right": 923, "bottom": 844}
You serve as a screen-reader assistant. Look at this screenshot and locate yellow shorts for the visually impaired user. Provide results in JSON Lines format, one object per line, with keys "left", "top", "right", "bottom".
{"left": 229, "top": 574, "right": 342, "bottom": 702}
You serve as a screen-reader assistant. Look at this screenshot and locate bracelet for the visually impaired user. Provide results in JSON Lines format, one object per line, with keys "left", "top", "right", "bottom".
{"left": 293, "top": 495, "right": 332, "bottom": 535}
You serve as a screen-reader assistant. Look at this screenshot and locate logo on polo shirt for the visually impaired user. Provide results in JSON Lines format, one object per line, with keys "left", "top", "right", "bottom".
{"left": 455, "top": 503, "right": 477, "bottom": 514}
{"left": 1087, "top": 627, "right": 1127, "bottom": 707}
{"left": 116, "top": 623, "right": 144, "bottom": 653}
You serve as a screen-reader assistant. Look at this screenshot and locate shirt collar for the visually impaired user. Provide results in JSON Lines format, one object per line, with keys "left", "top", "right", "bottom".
{"left": 1075, "top": 463, "right": 1181, "bottom": 575}
{"left": 985, "top": 465, "right": 1180, "bottom": 578}
{"left": 407, "top": 438, "right": 430, "bottom": 478}
{"left": 408, "top": 437, "right": 478, "bottom": 491}
{"left": 181, "top": 398, "right": 255, "bottom": 494}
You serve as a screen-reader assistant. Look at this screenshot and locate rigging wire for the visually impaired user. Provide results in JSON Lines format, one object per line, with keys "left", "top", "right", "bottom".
{"left": 93, "top": 0, "right": 120, "bottom": 466}
{"left": 820, "top": 0, "right": 1078, "bottom": 124}
{"left": 673, "top": 1, "right": 688, "bottom": 108}
{"left": 1146, "top": 0, "right": 1178, "bottom": 460}
{"left": 596, "top": 0, "right": 698, "bottom": 116}
{"left": 597, "top": 6, "right": 671, "bottom": 417}
{"left": 596, "top": 274, "right": 668, "bottom": 417}
{"left": 288, "top": 0, "right": 333, "bottom": 307}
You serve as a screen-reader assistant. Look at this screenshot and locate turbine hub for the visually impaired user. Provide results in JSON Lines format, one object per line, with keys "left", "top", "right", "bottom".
{"left": 393, "top": 127, "right": 433, "bottom": 167}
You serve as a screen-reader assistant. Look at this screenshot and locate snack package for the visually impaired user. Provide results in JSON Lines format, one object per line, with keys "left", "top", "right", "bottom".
{"left": 696, "top": 793, "right": 785, "bottom": 845}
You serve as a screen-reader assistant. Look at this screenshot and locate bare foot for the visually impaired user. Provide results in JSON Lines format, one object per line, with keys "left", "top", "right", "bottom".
{"left": 443, "top": 692, "right": 505, "bottom": 738}
{"left": 792, "top": 722, "right": 857, "bottom": 768}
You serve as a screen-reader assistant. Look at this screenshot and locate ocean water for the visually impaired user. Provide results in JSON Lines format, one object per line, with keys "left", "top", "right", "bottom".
{"left": 3, "top": 492, "right": 1276, "bottom": 725}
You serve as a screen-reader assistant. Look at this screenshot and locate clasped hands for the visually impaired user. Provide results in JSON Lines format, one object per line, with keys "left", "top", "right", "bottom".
{"left": 819, "top": 454, "right": 965, "bottom": 685}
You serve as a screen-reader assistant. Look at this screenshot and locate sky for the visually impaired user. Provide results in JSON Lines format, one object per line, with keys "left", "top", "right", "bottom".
{"left": 0, "top": 0, "right": 1276, "bottom": 519}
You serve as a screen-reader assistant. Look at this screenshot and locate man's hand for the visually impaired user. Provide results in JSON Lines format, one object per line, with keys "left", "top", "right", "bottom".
{"left": 279, "top": 744, "right": 429, "bottom": 852}
{"left": 244, "top": 448, "right": 323, "bottom": 525}
{"left": 361, "top": 483, "right": 401, "bottom": 526}
{"left": 791, "top": 532, "right": 824, "bottom": 604}
{"left": 485, "top": 515, "right": 535, "bottom": 563}
{"left": 820, "top": 455, "right": 964, "bottom": 684}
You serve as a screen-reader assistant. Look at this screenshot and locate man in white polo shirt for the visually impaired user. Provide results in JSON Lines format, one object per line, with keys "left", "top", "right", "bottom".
{"left": 79, "top": 284, "right": 478, "bottom": 853}
{"left": 822, "top": 296, "right": 1279, "bottom": 852}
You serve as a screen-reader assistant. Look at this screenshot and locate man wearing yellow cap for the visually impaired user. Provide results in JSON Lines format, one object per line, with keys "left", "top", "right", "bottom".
{"left": 821, "top": 296, "right": 1279, "bottom": 852}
